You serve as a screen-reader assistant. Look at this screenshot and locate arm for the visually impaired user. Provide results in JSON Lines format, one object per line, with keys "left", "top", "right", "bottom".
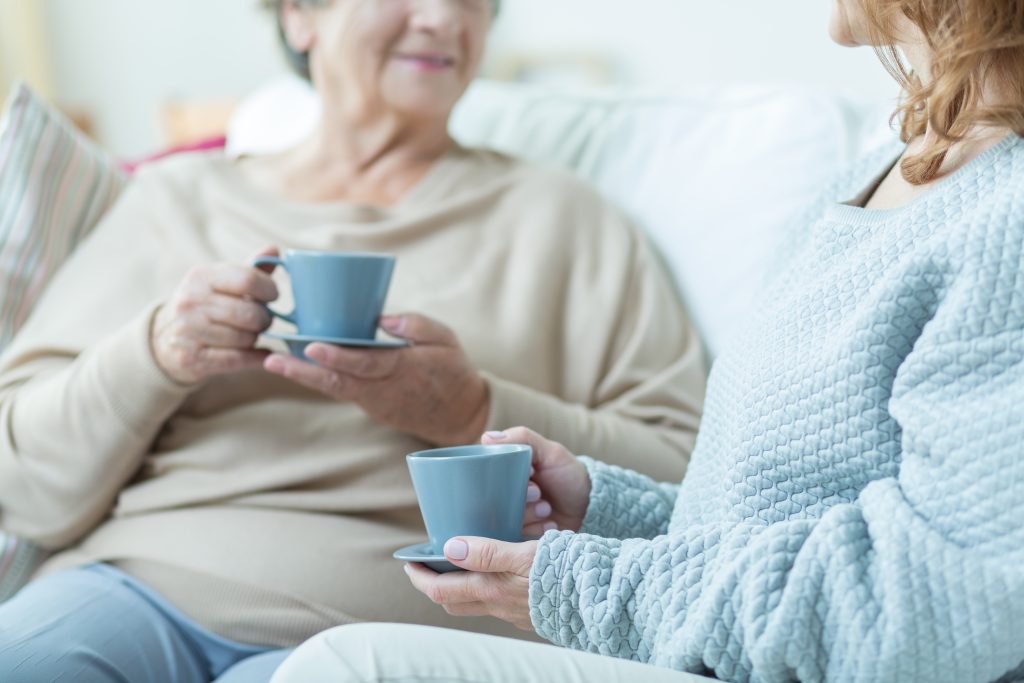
{"left": 576, "top": 456, "right": 678, "bottom": 540}
{"left": 530, "top": 257, "right": 1024, "bottom": 681}
{"left": 485, "top": 228, "right": 706, "bottom": 485}
{"left": 0, "top": 176, "right": 193, "bottom": 549}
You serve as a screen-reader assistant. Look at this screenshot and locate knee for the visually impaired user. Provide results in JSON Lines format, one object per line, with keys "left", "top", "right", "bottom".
{"left": 272, "top": 623, "right": 426, "bottom": 683}
{"left": 0, "top": 624, "right": 73, "bottom": 681}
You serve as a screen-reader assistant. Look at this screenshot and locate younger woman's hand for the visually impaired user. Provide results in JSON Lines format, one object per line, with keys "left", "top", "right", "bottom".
{"left": 483, "top": 427, "right": 591, "bottom": 535}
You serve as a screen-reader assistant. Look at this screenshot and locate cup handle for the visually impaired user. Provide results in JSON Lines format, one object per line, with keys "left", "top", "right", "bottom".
{"left": 251, "top": 256, "right": 297, "bottom": 325}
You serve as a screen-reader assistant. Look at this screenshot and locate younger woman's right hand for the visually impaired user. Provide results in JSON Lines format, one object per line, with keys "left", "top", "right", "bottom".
{"left": 482, "top": 427, "right": 592, "bottom": 536}
{"left": 151, "top": 250, "right": 279, "bottom": 385}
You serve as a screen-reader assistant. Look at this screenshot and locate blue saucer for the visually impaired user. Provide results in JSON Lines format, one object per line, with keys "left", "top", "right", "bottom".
{"left": 263, "top": 330, "right": 408, "bottom": 358}
{"left": 393, "top": 541, "right": 461, "bottom": 573}
{"left": 394, "top": 536, "right": 540, "bottom": 574}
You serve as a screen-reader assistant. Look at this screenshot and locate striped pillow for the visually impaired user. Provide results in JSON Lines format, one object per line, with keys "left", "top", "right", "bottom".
{"left": 0, "top": 81, "right": 128, "bottom": 601}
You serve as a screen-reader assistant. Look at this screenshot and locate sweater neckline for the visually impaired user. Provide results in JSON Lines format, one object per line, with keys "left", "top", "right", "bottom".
{"left": 825, "top": 133, "right": 1021, "bottom": 226}
{"left": 213, "top": 144, "right": 468, "bottom": 221}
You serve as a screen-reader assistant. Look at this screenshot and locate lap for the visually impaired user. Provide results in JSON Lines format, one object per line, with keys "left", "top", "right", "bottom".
{"left": 0, "top": 564, "right": 282, "bottom": 683}
{"left": 271, "top": 623, "right": 716, "bottom": 683}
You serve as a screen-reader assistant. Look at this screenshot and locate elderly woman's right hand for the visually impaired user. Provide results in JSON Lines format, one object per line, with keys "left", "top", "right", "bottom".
{"left": 483, "top": 427, "right": 592, "bottom": 535}
{"left": 151, "top": 253, "right": 279, "bottom": 385}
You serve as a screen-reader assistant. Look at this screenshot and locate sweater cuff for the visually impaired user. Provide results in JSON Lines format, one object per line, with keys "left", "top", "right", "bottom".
{"left": 529, "top": 529, "right": 577, "bottom": 646}
{"left": 577, "top": 456, "right": 677, "bottom": 540}
{"left": 93, "top": 303, "right": 194, "bottom": 438}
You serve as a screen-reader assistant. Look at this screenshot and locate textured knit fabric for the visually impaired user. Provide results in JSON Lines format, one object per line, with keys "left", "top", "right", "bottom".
{"left": 528, "top": 134, "right": 1024, "bottom": 683}
{"left": 0, "top": 146, "right": 706, "bottom": 648}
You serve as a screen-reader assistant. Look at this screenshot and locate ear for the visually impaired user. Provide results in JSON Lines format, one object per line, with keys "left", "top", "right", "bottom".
{"left": 280, "top": 1, "right": 317, "bottom": 54}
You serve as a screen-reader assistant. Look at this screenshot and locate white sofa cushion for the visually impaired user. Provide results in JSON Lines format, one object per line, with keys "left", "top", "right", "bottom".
{"left": 228, "top": 77, "right": 896, "bottom": 355}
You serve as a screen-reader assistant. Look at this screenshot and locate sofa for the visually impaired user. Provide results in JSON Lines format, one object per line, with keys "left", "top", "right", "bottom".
{"left": 0, "top": 76, "right": 897, "bottom": 606}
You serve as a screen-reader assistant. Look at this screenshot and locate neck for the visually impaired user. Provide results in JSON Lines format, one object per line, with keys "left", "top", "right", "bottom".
{"left": 276, "top": 96, "right": 455, "bottom": 205}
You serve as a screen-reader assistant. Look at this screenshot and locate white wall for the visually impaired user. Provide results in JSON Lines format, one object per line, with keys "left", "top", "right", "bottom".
{"left": 36, "top": 0, "right": 899, "bottom": 157}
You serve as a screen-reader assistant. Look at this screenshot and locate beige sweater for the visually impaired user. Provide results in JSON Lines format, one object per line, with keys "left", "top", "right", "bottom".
{"left": 0, "top": 147, "right": 705, "bottom": 647}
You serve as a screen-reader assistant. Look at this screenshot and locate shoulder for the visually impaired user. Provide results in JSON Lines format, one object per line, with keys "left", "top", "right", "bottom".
{"left": 456, "top": 146, "right": 643, "bottom": 250}
{"left": 127, "top": 149, "right": 230, "bottom": 200}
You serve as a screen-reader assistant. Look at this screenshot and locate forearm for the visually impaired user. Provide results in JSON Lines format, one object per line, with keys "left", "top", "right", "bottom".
{"left": 0, "top": 305, "right": 192, "bottom": 548}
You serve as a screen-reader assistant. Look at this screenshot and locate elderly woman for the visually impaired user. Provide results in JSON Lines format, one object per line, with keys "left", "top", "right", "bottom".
{"left": 0, "top": 1, "right": 705, "bottom": 682}
{"left": 272, "top": 0, "right": 1024, "bottom": 682}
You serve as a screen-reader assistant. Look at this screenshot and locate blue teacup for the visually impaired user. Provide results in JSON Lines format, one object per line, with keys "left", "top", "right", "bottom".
{"left": 253, "top": 250, "right": 395, "bottom": 340}
{"left": 407, "top": 444, "right": 533, "bottom": 553}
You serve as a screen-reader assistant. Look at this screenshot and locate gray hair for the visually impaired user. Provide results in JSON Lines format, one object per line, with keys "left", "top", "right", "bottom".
{"left": 264, "top": 0, "right": 501, "bottom": 82}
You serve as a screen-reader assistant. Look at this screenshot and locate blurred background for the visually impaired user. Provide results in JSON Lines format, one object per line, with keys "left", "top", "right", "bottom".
{"left": 0, "top": 0, "right": 898, "bottom": 158}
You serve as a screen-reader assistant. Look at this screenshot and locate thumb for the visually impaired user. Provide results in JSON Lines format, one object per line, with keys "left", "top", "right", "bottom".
{"left": 443, "top": 537, "right": 532, "bottom": 575}
{"left": 380, "top": 313, "right": 457, "bottom": 345}
{"left": 484, "top": 426, "right": 567, "bottom": 469}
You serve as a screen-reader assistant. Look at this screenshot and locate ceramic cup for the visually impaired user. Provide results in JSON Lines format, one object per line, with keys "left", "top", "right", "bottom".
{"left": 252, "top": 250, "right": 396, "bottom": 340}
{"left": 406, "top": 444, "right": 533, "bottom": 552}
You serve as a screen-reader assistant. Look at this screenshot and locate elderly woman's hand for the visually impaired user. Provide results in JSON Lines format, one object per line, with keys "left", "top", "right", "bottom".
{"left": 405, "top": 537, "right": 539, "bottom": 631}
{"left": 151, "top": 249, "right": 279, "bottom": 385}
{"left": 264, "top": 313, "right": 489, "bottom": 446}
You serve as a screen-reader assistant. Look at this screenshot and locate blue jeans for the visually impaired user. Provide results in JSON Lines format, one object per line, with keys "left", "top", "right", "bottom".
{"left": 0, "top": 563, "right": 293, "bottom": 682}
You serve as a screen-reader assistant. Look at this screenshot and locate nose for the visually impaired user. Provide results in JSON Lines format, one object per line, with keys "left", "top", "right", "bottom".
{"left": 407, "top": 0, "right": 464, "bottom": 38}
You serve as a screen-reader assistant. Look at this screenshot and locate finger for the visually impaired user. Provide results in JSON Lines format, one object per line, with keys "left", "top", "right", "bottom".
{"left": 526, "top": 482, "right": 541, "bottom": 502}
{"left": 443, "top": 537, "right": 535, "bottom": 575}
{"left": 264, "top": 353, "right": 355, "bottom": 401}
{"left": 194, "top": 323, "right": 259, "bottom": 349}
{"left": 303, "top": 343, "right": 401, "bottom": 380}
{"left": 205, "top": 294, "right": 272, "bottom": 332}
{"left": 197, "top": 348, "right": 271, "bottom": 375}
{"left": 443, "top": 601, "right": 490, "bottom": 618}
{"left": 250, "top": 245, "right": 280, "bottom": 274}
{"left": 379, "top": 313, "right": 456, "bottom": 346}
{"left": 404, "top": 562, "right": 481, "bottom": 605}
{"left": 523, "top": 500, "right": 552, "bottom": 525}
{"left": 484, "top": 427, "right": 567, "bottom": 468}
{"left": 205, "top": 264, "right": 279, "bottom": 302}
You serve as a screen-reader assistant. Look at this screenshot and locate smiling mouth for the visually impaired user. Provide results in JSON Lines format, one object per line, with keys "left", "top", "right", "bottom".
{"left": 396, "top": 54, "right": 457, "bottom": 69}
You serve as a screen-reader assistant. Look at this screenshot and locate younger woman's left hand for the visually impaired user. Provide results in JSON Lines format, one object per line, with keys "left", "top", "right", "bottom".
{"left": 404, "top": 537, "right": 539, "bottom": 631}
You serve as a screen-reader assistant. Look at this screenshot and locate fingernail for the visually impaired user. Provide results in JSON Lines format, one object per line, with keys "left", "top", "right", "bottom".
{"left": 264, "top": 355, "right": 285, "bottom": 373}
{"left": 485, "top": 431, "right": 507, "bottom": 440}
{"left": 526, "top": 487, "right": 541, "bottom": 502}
{"left": 403, "top": 564, "right": 412, "bottom": 575}
{"left": 543, "top": 522, "right": 558, "bottom": 532}
{"left": 305, "top": 345, "right": 325, "bottom": 361}
{"left": 444, "top": 538, "right": 468, "bottom": 561}
{"left": 380, "top": 315, "right": 403, "bottom": 333}
{"left": 535, "top": 501, "right": 552, "bottom": 518}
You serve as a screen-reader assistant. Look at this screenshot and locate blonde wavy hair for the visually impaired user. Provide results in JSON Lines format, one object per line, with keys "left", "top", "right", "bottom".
{"left": 862, "top": 0, "right": 1024, "bottom": 183}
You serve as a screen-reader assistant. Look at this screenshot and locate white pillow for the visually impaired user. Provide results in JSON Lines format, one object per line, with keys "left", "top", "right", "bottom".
{"left": 228, "top": 77, "right": 896, "bottom": 354}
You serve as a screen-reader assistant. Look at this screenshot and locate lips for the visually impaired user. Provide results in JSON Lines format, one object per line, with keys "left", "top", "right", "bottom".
{"left": 395, "top": 53, "right": 456, "bottom": 69}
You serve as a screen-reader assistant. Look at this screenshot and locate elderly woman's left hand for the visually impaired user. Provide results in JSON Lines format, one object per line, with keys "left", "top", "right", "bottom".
{"left": 405, "top": 537, "right": 539, "bottom": 631}
{"left": 263, "top": 313, "right": 488, "bottom": 446}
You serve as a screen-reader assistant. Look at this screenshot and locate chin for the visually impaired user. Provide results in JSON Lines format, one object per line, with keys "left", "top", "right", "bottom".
{"left": 829, "top": 1, "right": 864, "bottom": 47}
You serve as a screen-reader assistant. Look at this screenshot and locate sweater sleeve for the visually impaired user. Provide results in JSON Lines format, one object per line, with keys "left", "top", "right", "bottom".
{"left": 529, "top": 233, "right": 1024, "bottom": 682}
{"left": 0, "top": 174, "right": 194, "bottom": 549}
{"left": 484, "top": 214, "right": 706, "bottom": 485}
{"left": 575, "top": 456, "right": 678, "bottom": 540}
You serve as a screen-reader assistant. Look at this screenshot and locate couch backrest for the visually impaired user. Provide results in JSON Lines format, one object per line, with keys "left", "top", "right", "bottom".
{"left": 229, "top": 77, "right": 897, "bottom": 355}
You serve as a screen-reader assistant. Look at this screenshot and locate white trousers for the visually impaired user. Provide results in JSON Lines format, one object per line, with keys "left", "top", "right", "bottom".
{"left": 271, "top": 623, "right": 717, "bottom": 683}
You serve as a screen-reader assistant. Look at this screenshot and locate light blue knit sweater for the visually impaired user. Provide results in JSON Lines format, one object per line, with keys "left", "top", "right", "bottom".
{"left": 529, "top": 135, "right": 1024, "bottom": 683}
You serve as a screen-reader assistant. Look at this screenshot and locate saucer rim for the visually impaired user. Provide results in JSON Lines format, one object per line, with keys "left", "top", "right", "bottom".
{"left": 263, "top": 330, "right": 409, "bottom": 349}
{"left": 393, "top": 536, "right": 539, "bottom": 562}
